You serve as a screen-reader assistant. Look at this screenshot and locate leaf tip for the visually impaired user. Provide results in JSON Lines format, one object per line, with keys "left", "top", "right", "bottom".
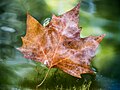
{"left": 96, "top": 34, "right": 106, "bottom": 43}
{"left": 72, "top": 2, "right": 80, "bottom": 12}
{"left": 16, "top": 47, "right": 21, "bottom": 51}
{"left": 76, "top": 2, "right": 80, "bottom": 9}
{"left": 27, "top": 12, "right": 31, "bottom": 18}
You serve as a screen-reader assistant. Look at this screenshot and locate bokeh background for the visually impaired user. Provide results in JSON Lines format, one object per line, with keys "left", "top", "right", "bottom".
{"left": 0, "top": 0, "right": 120, "bottom": 90}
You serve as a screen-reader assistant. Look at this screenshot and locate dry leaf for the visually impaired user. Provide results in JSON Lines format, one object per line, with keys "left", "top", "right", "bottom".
{"left": 17, "top": 3, "right": 105, "bottom": 78}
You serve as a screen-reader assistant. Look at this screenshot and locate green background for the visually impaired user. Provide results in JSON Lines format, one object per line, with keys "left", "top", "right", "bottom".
{"left": 0, "top": 0, "right": 120, "bottom": 89}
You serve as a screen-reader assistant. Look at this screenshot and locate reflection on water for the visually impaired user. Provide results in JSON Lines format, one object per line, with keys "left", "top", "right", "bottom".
{"left": 0, "top": 0, "right": 120, "bottom": 89}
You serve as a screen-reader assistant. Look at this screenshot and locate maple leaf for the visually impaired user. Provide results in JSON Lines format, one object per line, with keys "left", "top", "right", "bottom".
{"left": 17, "top": 3, "right": 105, "bottom": 80}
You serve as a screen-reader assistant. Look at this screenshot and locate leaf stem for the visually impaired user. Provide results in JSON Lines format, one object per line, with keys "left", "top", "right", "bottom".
{"left": 36, "top": 67, "right": 51, "bottom": 89}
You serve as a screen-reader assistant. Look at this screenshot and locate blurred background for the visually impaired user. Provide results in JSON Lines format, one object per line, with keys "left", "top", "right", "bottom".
{"left": 0, "top": 0, "right": 120, "bottom": 90}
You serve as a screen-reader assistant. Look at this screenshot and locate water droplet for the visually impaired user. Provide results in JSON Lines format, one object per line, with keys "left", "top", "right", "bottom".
{"left": 43, "top": 18, "right": 51, "bottom": 27}
{"left": 1, "top": 26, "right": 15, "bottom": 33}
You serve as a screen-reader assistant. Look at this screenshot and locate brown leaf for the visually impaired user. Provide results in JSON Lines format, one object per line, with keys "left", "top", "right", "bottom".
{"left": 17, "top": 3, "right": 105, "bottom": 78}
